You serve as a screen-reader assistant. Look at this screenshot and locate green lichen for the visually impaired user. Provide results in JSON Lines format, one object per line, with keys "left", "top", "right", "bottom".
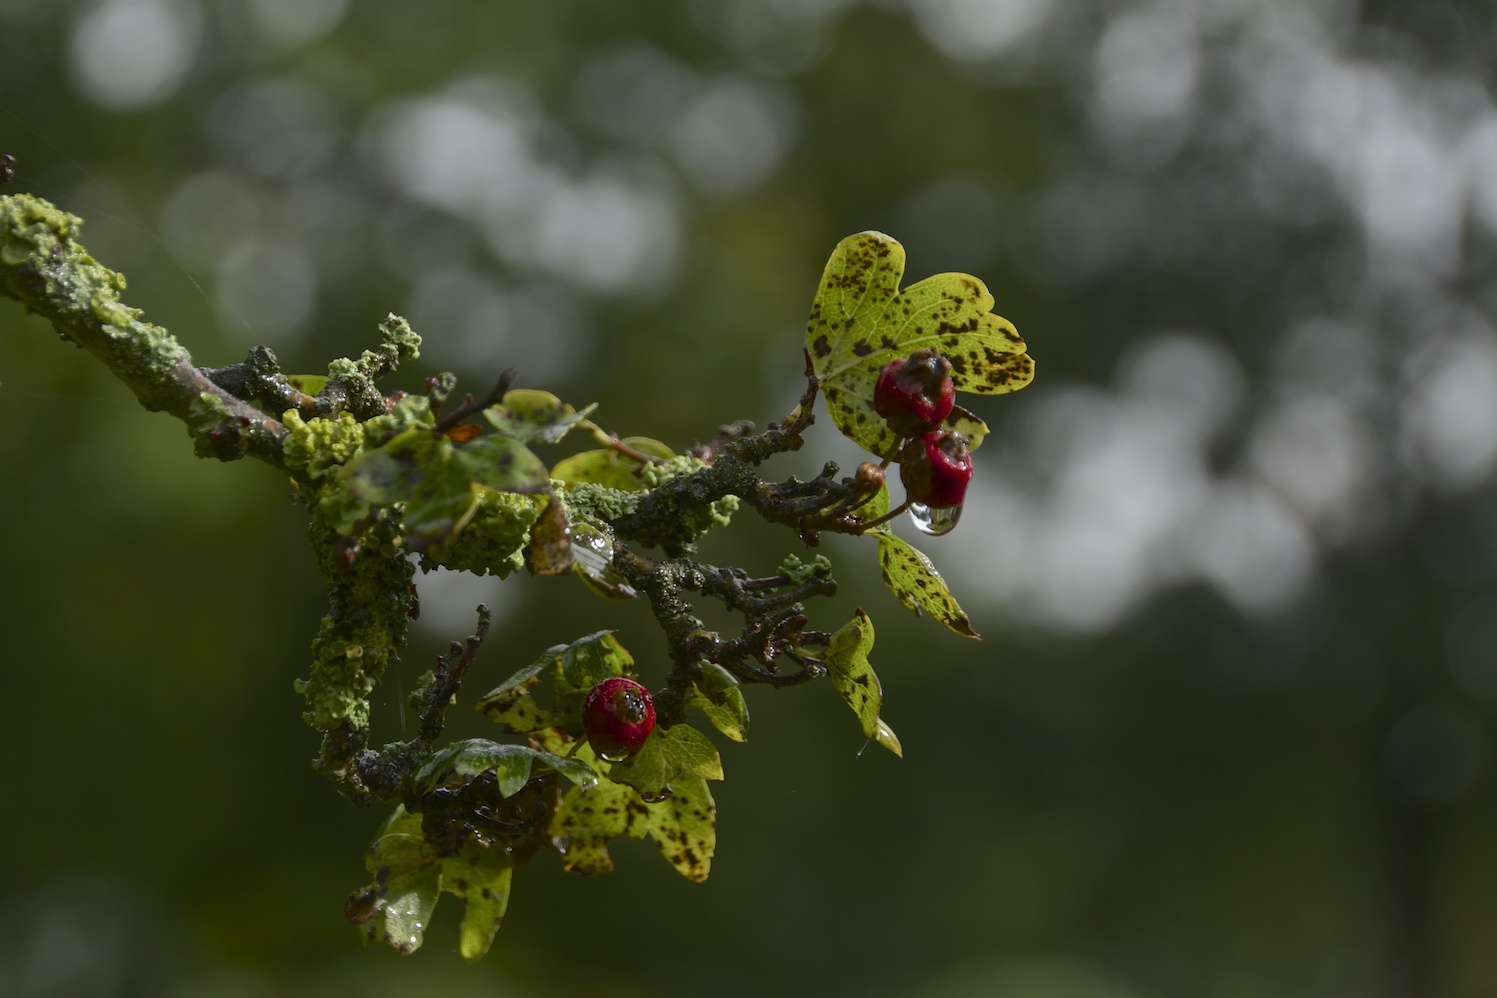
{"left": 558, "top": 481, "right": 640, "bottom": 524}
{"left": 283, "top": 410, "right": 369, "bottom": 482}
{"left": 0, "top": 194, "right": 190, "bottom": 399}
{"left": 297, "top": 513, "right": 415, "bottom": 734}
{"left": 428, "top": 489, "right": 541, "bottom": 578}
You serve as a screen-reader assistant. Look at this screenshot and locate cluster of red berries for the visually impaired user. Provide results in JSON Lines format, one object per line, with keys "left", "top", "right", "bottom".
{"left": 582, "top": 676, "right": 656, "bottom": 760}
{"left": 872, "top": 349, "right": 973, "bottom": 509}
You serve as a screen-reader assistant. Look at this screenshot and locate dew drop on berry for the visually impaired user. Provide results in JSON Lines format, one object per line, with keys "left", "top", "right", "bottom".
{"left": 908, "top": 502, "right": 962, "bottom": 536}
{"left": 596, "top": 748, "right": 632, "bottom": 764}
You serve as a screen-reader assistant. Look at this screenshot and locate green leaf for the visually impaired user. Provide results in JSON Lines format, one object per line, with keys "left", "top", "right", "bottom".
{"left": 380, "top": 865, "right": 441, "bottom": 955}
{"left": 824, "top": 610, "right": 882, "bottom": 739}
{"left": 482, "top": 389, "right": 598, "bottom": 444}
{"left": 474, "top": 649, "right": 556, "bottom": 733}
{"left": 876, "top": 532, "right": 979, "bottom": 639}
{"left": 646, "top": 775, "right": 717, "bottom": 882}
{"left": 287, "top": 373, "right": 327, "bottom": 395}
{"left": 550, "top": 779, "right": 650, "bottom": 876}
{"left": 943, "top": 403, "right": 989, "bottom": 452}
{"left": 452, "top": 435, "right": 550, "bottom": 494}
{"left": 341, "top": 429, "right": 442, "bottom": 505}
{"left": 550, "top": 436, "right": 675, "bottom": 491}
{"left": 552, "top": 631, "right": 633, "bottom": 728}
{"left": 441, "top": 842, "right": 513, "bottom": 962}
{"left": 687, "top": 662, "right": 748, "bottom": 743}
{"left": 606, "top": 723, "right": 723, "bottom": 799}
{"left": 357, "top": 806, "right": 441, "bottom": 955}
{"left": 805, "top": 231, "right": 1033, "bottom": 457}
{"left": 415, "top": 738, "right": 598, "bottom": 797}
{"left": 873, "top": 717, "right": 903, "bottom": 758}
{"left": 340, "top": 430, "right": 484, "bottom": 551}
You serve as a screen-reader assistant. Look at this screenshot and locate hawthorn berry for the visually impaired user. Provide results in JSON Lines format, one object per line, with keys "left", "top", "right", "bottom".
{"left": 872, "top": 349, "right": 956, "bottom": 439}
{"left": 581, "top": 677, "right": 656, "bottom": 761}
{"left": 899, "top": 430, "right": 973, "bottom": 509}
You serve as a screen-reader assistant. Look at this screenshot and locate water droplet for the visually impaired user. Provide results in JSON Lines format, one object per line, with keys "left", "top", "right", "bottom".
{"left": 597, "top": 748, "right": 631, "bottom": 764}
{"left": 908, "top": 502, "right": 961, "bottom": 536}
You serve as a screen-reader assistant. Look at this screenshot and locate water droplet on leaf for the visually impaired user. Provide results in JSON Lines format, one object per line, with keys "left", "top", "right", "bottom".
{"left": 908, "top": 502, "right": 961, "bottom": 536}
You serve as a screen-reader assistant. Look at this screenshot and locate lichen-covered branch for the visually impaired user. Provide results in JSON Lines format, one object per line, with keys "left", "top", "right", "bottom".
{"left": 0, "top": 194, "right": 288, "bottom": 465}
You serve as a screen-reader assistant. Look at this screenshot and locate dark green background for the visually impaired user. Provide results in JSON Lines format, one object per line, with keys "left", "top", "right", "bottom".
{"left": 4, "top": 1, "right": 1497, "bottom": 995}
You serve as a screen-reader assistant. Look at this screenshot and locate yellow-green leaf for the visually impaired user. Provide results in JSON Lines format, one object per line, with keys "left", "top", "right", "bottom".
{"left": 876, "top": 532, "right": 979, "bottom": 639}
{"left": 824, "top": 610, "right": 882, "bottom": 738}
{"left": 441, "top": 841, "right": 513, "bottom": 962}
{"left": 606, "top": 723, "right": 723, "bottom": 799}
{"left": 646, "top": 775, "right": 717, "bottom": 882}
{"left": 549, "top": 779, "right": 650, "bottom": 876}
{"left": 805, "top": 231, "right": 1032, "bottom": 457}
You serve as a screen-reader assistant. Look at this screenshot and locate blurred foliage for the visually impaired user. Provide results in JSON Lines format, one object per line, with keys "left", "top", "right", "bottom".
{"left": 5, "top": 1, "right": 1497, "bottom": 996}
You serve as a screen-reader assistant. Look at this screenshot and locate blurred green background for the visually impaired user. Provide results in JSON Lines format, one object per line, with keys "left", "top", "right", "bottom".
{"left": 5, "top": 0, "right": 1497, "bottom": 995}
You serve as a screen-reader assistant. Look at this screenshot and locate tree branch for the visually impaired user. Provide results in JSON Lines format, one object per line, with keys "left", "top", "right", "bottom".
{"left": 0, "top": 194, "right": 287, "bottom": 466}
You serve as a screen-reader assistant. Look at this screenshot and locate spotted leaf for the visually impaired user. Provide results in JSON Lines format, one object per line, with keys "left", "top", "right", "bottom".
{"left": 805, "top": 231, "right": 1032, "bottom": 456}
{"left": 877, "top": 532, "right": 979, "bottom": 639}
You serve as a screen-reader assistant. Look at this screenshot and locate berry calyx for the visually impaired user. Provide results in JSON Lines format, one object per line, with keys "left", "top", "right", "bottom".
{"left": 899, "top": 430, "right": 973, "bottom": 509}
{"left": 873, "top": 349, "right": 956, "bottom": 439}
{"left": 581, "top": 677, "right": 657, "bottom": 761}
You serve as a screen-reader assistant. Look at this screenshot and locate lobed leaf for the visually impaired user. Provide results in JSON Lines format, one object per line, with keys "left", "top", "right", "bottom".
{"left": 474, "top": 651, "right": 555, "bottom": 733}
{"left": 549, "top": 779, "right": 650, "bottom": 876}
{"left": 606, "top": 723, "right": 723, "bottom": 800}
{"left": 646, "top": 775, "right": 717, "bottom": 882}
{"left": 805, "top": 231, "right": 1032, "bottom": 457}
{"left": 552, "top": 631, "right": 634, "bottom": 727}
{"left": 441, "top": 842, "right": 513, "bottom": 962}
{"left": 876, "top": 532, "right": 979, "bottom": 639}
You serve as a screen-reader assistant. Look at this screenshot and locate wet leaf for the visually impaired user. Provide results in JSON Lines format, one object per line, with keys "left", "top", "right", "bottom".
{"left": 606, "top": 723, "right": 723, "bottom": 800}
{"left": 355, "top": 806, "right": 441, "bottom": 955}
{"left": 552, "top": 630, "right": 634, "bottom": 727}
{"left": 876, "top": 532, "right": 979, "bottom": 639}
{"left": 440, "top": 841, "right": 513, "bottom": 962}
{"left": 805, "top": 231, "right": 1032, "bottom": 457}
{"left": 687, "top": 662, "right": 748, "bottom": 743}
{"left": 824, "top": 610, "right": 882, "bottom": 739}
{"left": 646, "top": 775, "right": 717, "bottom": 882}
{"left": 415, "top": 738, "right": 597, "bottom": 797}
{"left": 453, "top": 435, "right": 550, "bottom": 493}
{"left": 550, "top": 779, "right": 650, "bottom": 876}
{"left": 571, "top": 520, "right": 637, "bottom": 600}
{"left": 482, "top": 389, "right": 598, "bottom": 445}
{"left": 474, "top": 650, "right": 555, "bottom": 733}
{"left": 873, "top": 717, "right": 903, "bottom": 758}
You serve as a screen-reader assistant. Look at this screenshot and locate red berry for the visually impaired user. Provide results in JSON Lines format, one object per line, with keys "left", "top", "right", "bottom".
{"left": 581, "top": 677, "right": 656, "bottom": 761}
{"left": 899, "top": 430, "right": 973, "bottom": 509}
{"left": 873, "top": 350, "right": 956, "bottom": 438}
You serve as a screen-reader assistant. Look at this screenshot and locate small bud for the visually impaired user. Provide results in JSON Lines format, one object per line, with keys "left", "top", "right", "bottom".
{"left": 854, "top": 461, "right": 885, "bottom": 493}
